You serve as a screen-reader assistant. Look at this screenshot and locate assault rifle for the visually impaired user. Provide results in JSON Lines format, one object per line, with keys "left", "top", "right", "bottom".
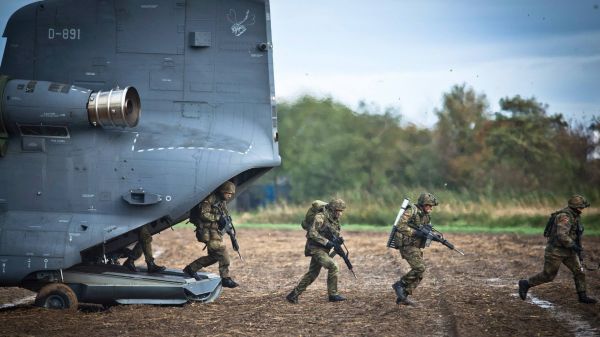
{"left": 218, "top": 213, "right": 243, "bottom": 261}
{"left": 573, "top": 223, "right": 598, "bottom": 271}
{"left": 574, "top": 222, "right": 584, "bottom": 271}
{"left": 410, "top": 223, "right": 465, "bottom": 255}
{"left": 386, "top": 198, "right": 411, "bottom": 248}
{"left": 325, "top": 227, "right": 357, "bottom": 279}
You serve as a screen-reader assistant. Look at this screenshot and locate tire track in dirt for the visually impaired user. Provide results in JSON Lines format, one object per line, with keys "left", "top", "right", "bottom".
{"left": 428, "top": 267, "right": 459, "bottom": 337}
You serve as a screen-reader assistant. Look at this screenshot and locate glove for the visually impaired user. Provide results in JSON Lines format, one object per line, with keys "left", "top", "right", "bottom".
{"left": 572, "top": 244, "right": 583, "bottom": 254}
{"left": 325, "top": 241, "right": 334, "bottom": 249}
{"left": 333, "top": 236, "right": 344, "bottom": 245}
{"left": 218, "top": 214, "right": 227, "bottom": 229}
{"left": 413, "top": 228, "right": 427, "bottom": 239}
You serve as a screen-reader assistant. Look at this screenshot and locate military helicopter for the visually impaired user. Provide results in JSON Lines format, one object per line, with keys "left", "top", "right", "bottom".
{"left": 0, "top": 0, "right": 279, "bottom": 309}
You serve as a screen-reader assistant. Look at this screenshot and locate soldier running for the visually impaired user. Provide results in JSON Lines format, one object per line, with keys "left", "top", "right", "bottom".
{"left": 391, "top": 193, "right": 438, "bottom": 305}
{"left": 519, "top": 195, "right": 597, "bottom": 304}
{"left": 183, "top": 181, "right": 239, "bottom": 288}
{"left": 286, "top": 199, "right": 348, "bottom": 303}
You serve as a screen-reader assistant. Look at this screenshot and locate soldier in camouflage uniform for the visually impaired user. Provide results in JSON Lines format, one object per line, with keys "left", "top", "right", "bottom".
{"left": 286, "top": 199, "right": 348, "bottom": 303}
{"left": 123, "top": 221, "right": 166, "bottom": 273}
{"left": 183, "top": 181, "right": 239, "bottom": 288}
{"left": 519, "top": 195, "right": 597, "bottom": 304}
{"left": 391, "top": 193, "right": 438, "bottom": 305}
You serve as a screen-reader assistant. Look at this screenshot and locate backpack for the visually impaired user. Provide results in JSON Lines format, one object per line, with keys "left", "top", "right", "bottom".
{"left": 189, "top": 203, "right": 201, "bottom": 225}
{"left": 543, "top": 211, "right": 560, "bottom": 237}
{"left": 301, "top": 200, "right": 328, "bottom": 231}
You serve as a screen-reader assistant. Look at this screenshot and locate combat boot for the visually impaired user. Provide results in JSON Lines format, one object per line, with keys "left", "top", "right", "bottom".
{"left": 578, "top": 292, "right": 597, "bottom": 304}
{"left": 146, "top": 261, "right": 166, "bottom": 273}
{"left": 286, "top": 290, "right": 299, "bottom": 304}
{"left": 392, "top": 281, "right": 408, "bottom": 304}
{"left": 221, "top": 277, "right": 239, "bottom": 288}
{"left": 328, "top": 294, "right": 346, "bottom": 302}
{"left": 183, "top": 266, "right": 202, "bottom": 281}
{"left": 518, "top": 279, "right": 529, "bottom": 300}
{"left": 123, "top": 258, "right": 137, "bottom": 272}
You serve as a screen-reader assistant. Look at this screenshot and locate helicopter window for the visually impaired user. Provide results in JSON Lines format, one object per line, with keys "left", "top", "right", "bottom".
{"left": 18, "top": 124, "right": 70, "bottom": 138}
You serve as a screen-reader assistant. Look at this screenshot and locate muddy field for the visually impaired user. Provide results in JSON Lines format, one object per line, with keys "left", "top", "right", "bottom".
{"left": 0, "top": 228, "right": 599, "bottom": 337}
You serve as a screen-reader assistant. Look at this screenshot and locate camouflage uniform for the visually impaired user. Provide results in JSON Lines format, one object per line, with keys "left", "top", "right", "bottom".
{"left": 393, "top": 203, "right": 430, "bottom": 294}
{"left": 391, "top": 192, "right": 438, "bottom": 305}
{"left": 287, "top": 199, "right": 347, "bottom": 303}
{"left": 123, "top": 222, "right": 165, "bottom": 273}
{"left": 519, "top": 195, "right": 596, "bottom": 303}
{"left": 184, "top": 181, "right": 238, "bottom": 288}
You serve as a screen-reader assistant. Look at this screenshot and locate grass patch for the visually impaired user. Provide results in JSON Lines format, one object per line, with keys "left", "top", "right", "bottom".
{"left": 184, "top": 222, "right": 600, "bottom": 236}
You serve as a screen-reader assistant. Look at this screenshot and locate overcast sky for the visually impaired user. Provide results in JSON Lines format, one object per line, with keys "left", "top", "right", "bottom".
{"left": 2, "top": 0, "right": 599, "bottom": 127}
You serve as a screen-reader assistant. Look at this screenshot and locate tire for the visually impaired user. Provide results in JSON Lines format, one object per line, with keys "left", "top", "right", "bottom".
{"left": 34, "top": 283, "right": 79, "bottom": 311}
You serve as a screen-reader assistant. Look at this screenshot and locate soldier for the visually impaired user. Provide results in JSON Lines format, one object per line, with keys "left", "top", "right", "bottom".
{"left": 183, "top": 181, "right": 239, "bottom": 288}
{"left": 391, "top": 193, "right": 438, "bottom": 305}
{"left": 123, "top": 222, "right": 166, "bottom": 273}
{"left": 518, "top": 195, "right": 597, "bottom": 304}
{"left": 286, "top": 198, "right": 348, "bottom": 303}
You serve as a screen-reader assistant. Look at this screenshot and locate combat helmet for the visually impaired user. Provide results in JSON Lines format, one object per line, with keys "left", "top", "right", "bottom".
{"left": 219, "top": 181, "right": 236, "bottom": 195}
{"left": 568, "top": 195, "right": 590, "bottom": 209}
{"left": 417, "top": 193, "right": 439, "bottom": 207}
{"left": 327, "top": 198, "right": 347, "bottom": 211}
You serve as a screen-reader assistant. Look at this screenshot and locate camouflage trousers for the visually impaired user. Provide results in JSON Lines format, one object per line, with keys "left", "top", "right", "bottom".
{"left": 528, "top": 246, "right": 586, "bottom": 293}
{"left": 294, "top": 250, "right": 339, "bottom": 296}
{"left": 398, "top": 246, "right": 426, "bottom": 295}
{"left": 130, "top": 224, "right": 156, "bottom": 263}
{"left": 187, "top": 240, "right": 231, "bottom": 278}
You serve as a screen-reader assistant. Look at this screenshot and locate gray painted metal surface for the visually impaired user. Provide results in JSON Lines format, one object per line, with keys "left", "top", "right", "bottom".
{"left": 63, "top": 266, "right": 223, "bottom": 305}
{"left": 0, "top": 0, "right": 279, "bottom": 303}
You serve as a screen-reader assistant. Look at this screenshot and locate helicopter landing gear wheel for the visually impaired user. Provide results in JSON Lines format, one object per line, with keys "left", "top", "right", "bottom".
{"left": 34, "top": 283, "right": 78, "bottom": 311}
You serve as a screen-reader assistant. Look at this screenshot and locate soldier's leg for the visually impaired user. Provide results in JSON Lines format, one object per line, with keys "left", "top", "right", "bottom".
{"left": 527, "top": 250, "right": 562, "bottom": 288}
{"left": 294, "top": 256, "right": 323, "bottom": 295}
{"left": 312, "top": 250, "right": 339, "bottom": 297}
{"left": 138, "top": 224, "right": 165, "bottom": 272}
{"left": 123, "top": 229, "right": 145, "bottom": 271}
{"left": 208, "top": 243, "right": 231, "bottom": 279}
{"left": 400, "top": 247, "right": 426, "bottom": 295}
{"left": 562, "top": 255, "right": 596, "bottom": 303}
{"left": 130, "top": 243, "right": 143, "bottom": 261}
{"left": 208, "top": 241, "right": 239, "bottom": 288}
{"left": 138, "top": 225, "right": 154, "bottom": 263}
{"left": 562, "top": 254, "right": 586, "bottom": 292}
{"left": 187, "top": 253, "right": 217, "bottom": 272}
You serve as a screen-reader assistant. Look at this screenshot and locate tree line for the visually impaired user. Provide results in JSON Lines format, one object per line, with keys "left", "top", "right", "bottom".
{"left": 263, "top": 84, "right": 599, "bottom": 205}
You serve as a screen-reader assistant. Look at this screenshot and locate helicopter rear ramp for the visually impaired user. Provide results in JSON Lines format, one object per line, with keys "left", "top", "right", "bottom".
{"left": 36, "top": 265, "right": 222, "bottom": 307}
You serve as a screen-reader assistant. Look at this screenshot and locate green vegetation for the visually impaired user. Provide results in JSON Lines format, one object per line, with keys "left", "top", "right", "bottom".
{"left": 239, "top": 83, "right": 599, "bottom": 234}
{"left": 264, "top": 86, "right": 600, "bottom": 204}
{"left": 176, "top": 208, "right": 600, "bottom": 236}
{"left": 183, "top": 223, "right": 599, "bottom": 236}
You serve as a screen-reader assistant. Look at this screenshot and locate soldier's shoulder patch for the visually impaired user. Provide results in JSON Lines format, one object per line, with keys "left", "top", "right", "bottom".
{"left": 556, "top": 213, "right": 571, "bottom": 224}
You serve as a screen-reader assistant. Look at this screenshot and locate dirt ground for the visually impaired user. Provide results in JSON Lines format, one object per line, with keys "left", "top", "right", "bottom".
{"left": 0, "top": 228, "right": 599, "bottom": 337}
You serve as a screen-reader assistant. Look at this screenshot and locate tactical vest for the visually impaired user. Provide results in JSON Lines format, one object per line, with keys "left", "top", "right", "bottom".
{"left": 193, "top": 194, "right": 225, "bottom": 243}
{"left": 400, "top": 204, "right": 430, "bottom": 248}
{"left": 548, "top": 207, "right": 580, "bottom": 247}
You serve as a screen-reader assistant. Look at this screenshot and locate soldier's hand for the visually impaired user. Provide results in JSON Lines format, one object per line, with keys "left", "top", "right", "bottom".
{"left": 413, "top": 229, "right": 426, "bottom": 239}
{"left": 218, "top": 215, "right": 227, "bottom": 228}
{"left": 325, "top": 241, "right": 334, "bottom": 249}
{"left": 572, "top": 244, "right": 583, "bottom": 254}
{"left": 333, "top": 236, "right": 344, "bottom": 245}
